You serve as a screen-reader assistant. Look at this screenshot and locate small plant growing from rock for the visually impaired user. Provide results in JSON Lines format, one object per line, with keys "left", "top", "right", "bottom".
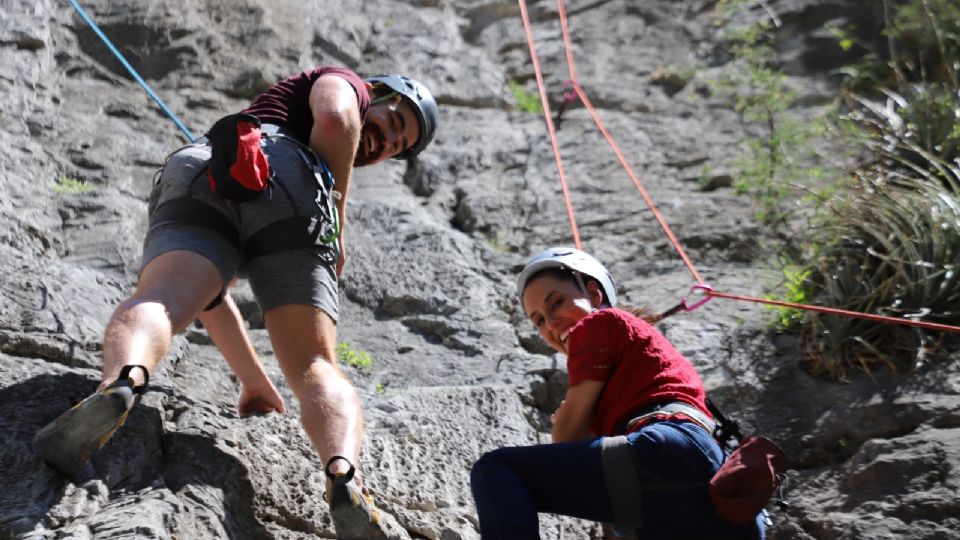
{"left": 508, "top": 81, "right": 543, "bottom": 114}
{"left": 54, "top": 175, "right": 93, "bottom": 194}
{"left": 765, "top": 267, "right": 812, "bottom": 331}
{"left": 486, "top": 229, "right": 511, "bottom": 253}
{"left": 649, "top": 64, "right": 695, "bottom": 96}
{"left": 337, "top": 342, "right": 373, "bottom": 371}
{"left": 711, "top": 0, "right": 828, "bottom": 229}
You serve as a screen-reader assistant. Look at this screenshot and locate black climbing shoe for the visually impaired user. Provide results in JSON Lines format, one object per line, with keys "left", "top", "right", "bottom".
{"left": 34, "top": 365, "right": 149, "bottom": 476}
{"left": 326, "top": 456, "right": 407, "bottom": 540}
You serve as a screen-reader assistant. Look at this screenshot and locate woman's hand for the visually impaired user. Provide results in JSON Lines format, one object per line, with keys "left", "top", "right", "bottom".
{"left": 551, "top": 380, "right": 604, "bottom": 443}
{"left": 238, "top": 383, "right": 287, "bottom": 417}
{"left": 550, "top": 400, "right": 565, "bottom": 424}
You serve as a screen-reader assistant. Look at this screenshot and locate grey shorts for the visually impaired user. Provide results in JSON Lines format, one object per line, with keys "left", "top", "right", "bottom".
{"left": 143, "top": 136, "right": 339, "bottom": 320}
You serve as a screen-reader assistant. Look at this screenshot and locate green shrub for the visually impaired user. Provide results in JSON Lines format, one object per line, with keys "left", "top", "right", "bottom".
{"left": 887, "top": 0, "right": 960, "bottom": 85}
{"left": 788, "top": 0, "right": 960, "bottom": 380}
{"left": 337, "top": 342, "right": 373, "bottom": 371}
{"left": 711, "top": 1, "right": 828, "bottom": 228}
{"left": 765, "top": 267, "right": 813, "bottom": 331}
{"left": 800, "top": 159, "right": 960, "bottom": 379}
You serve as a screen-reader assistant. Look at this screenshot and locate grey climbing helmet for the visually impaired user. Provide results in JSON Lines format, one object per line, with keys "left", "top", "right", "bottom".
{"left": 365, "top": 74, "right": 438, "bottom": 159}
{"left": 517, "top": 247, "right": 618, "bottom": 307}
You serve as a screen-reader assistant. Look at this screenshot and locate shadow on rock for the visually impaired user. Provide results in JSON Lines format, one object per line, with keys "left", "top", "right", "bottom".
{"left": 0, "top": 372, "right": 171, "bottom": 537}
{"left": 0, "top": 373, "right": 272, "bottom": 539}
{"left": 161, "top": 432, "right": 274, "bottom": 540}
{"left": 0, "top": 372, "right": 86, "bottom": 537}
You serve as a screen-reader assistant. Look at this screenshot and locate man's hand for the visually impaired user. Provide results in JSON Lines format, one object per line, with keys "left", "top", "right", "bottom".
{"left": 238, "top": 384, "right": 287, "bottom": 417}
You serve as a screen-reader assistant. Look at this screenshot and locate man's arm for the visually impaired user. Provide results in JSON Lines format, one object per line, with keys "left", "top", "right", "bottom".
{"left": 551, "top": 379, "right": 604, "bottom": 442}
{"left": 198, "top": 290, "right": 286, "bottom": 416}
{"left": 307, "top": 74, "right": 363, "bottom": 275}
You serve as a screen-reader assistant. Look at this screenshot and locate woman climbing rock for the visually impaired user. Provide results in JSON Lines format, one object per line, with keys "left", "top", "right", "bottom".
{"left": 470, "top": 247, "right": 766, "bottom": 539}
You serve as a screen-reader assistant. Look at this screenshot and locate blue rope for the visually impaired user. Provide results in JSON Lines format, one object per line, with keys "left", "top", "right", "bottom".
{"left": 67, "top": 0, "right": 196, "bottom": 142}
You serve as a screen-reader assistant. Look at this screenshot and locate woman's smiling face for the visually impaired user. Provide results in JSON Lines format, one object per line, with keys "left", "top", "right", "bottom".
{"left": 521, "top": 272, "right": 604, "bottom": 354}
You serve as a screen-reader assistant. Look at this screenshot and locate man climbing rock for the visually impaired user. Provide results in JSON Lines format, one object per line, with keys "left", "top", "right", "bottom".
{"left": 34, "top": 66, "right": 438, "bottom": 540}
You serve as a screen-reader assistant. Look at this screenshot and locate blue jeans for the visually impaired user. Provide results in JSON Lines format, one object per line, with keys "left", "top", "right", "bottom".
{"left": 470, "top": 420, "right": 765, "bottom": 539}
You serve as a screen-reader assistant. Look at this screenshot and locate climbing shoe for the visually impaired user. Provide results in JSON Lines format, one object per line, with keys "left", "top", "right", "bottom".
{"left": 34, "top": 365, "right": 149, "bottom": 476}
{"left": 326, "top": 456, "right": 407, "bottom": 540}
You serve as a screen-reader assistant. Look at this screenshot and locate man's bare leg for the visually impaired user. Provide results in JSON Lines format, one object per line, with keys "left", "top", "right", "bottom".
{"left": 35, "top": 250, "right": 222, "bottom": 474}
{"left": 100, "top": 250, "right": 223, "bottom": 388}
{"left": 264, "top": 305, "right": 405, "bottom": 538}
{"left": 264, "top": 304, "right": 363, "bottom": 479}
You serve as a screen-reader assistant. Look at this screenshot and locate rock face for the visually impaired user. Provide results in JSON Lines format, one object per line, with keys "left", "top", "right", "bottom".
{"left": 1, "top": 1, "right": 957, "bottom": 539}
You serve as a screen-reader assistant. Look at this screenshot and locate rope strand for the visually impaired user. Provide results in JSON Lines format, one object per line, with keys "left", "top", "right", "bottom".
{"left": 517, "top": 0, "right": 582, "bottom": 249}
{"left": 68, "top": 0, "right": 196, "bottom": 142}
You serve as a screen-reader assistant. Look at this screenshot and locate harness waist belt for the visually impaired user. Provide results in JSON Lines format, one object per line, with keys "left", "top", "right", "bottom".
{"left": 152, "top": 198, "right": 241, "bottom": 250}
{"left": 624, "top": 401, "right": 717, "bottom": 436}
{"left": 260, "top": 123, "right": 298, "bottom": 139}
{"left": 151, "top": 198, "right": 333, "bottom": 262}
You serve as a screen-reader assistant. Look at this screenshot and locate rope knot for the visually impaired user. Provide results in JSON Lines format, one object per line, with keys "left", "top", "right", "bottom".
{"left": 561, "top": 79, "right": 579, "bottom": 104}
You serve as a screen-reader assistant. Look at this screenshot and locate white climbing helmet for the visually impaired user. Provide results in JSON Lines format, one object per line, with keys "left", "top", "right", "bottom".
{"left": 516, "top": 247, "right": 618, "bottom": 306}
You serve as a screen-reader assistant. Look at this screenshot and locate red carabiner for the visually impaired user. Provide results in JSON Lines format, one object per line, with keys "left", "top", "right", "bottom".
{"left": 681, "top": 283, "right": 714, "bottom": 312}
{"left": 561, "top": 79, "right": 579, "bottom": 104}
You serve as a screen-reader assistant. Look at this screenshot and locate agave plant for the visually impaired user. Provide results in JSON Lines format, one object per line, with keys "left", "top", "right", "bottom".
{"left": 844, "top": 85, "right": 960, "bottom": 168}
{"left": 801, "top": 153, "right": 960, "bottom": 379}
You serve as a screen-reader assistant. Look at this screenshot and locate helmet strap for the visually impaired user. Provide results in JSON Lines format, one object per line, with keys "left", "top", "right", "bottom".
{"left": 574, "top": 270, "right": 608, "bottom": 308}
{"left": 370, "top": 88, "right": 399, "bottom": 105}
{"left": 573, "top": 271, "right": 589, "bottom": 296}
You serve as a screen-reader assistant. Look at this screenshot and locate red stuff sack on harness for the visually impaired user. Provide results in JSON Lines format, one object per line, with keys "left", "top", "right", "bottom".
{"left": 206, "top": 113, "right": 270, "bottom": 202}
{"left": 709, "top": 435, "right": 786, "bottom": 525}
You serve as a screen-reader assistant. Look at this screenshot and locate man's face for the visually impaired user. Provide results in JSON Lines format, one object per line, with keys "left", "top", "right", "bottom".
{"left": 354, "top": 96, "right": 421, "bottom": 166}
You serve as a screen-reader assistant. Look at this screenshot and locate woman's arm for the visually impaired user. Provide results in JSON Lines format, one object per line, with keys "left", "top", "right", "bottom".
{"left": 198, "top": 291, "right": 286, "bottom": 416}
{"left": 551, "top": 379, "right": 604, "bottom": 443}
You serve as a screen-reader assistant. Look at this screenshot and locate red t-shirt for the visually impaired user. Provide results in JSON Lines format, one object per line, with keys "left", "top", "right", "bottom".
{"left": 566, "top": 308, "right": 711, "bottom": 436}
{"left": 242, "top": 66, "right": 370, "bottom": 145}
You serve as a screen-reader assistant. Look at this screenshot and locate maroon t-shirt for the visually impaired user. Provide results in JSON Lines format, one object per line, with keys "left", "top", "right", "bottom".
{"left": 566, "top": 308, "right": 711, "bottom": 436}
{"left": 241, "top": 66, "right": 370, "bottom": 145}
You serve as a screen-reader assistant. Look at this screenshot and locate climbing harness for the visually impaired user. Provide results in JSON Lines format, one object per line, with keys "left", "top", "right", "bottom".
{"left": 259, "top": 123, "right": 341, "bottom": 246}
{"left": 601, "top": 399, "right": 787, "bottom": 530}
{"left": 152, "top": 127, "right": 341, "bottom": 266}
{"left": 622, "top": 401, "right": 717, "bottom": 435}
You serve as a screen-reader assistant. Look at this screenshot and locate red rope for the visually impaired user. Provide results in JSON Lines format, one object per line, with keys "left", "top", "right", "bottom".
{"left": 572, "top": 84, "right": 705, "bottom": 285}
{"left": 522, "top": 0, "right": 960, "bottom": 335}
{"left": 710, "top": 291, "right": 960, "bottom": 333}
{"left": 554, "top": 0, "right": 703, "bottom": 284}
{"left": 517, "top": 0, "right": 581, "bottom": 249}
